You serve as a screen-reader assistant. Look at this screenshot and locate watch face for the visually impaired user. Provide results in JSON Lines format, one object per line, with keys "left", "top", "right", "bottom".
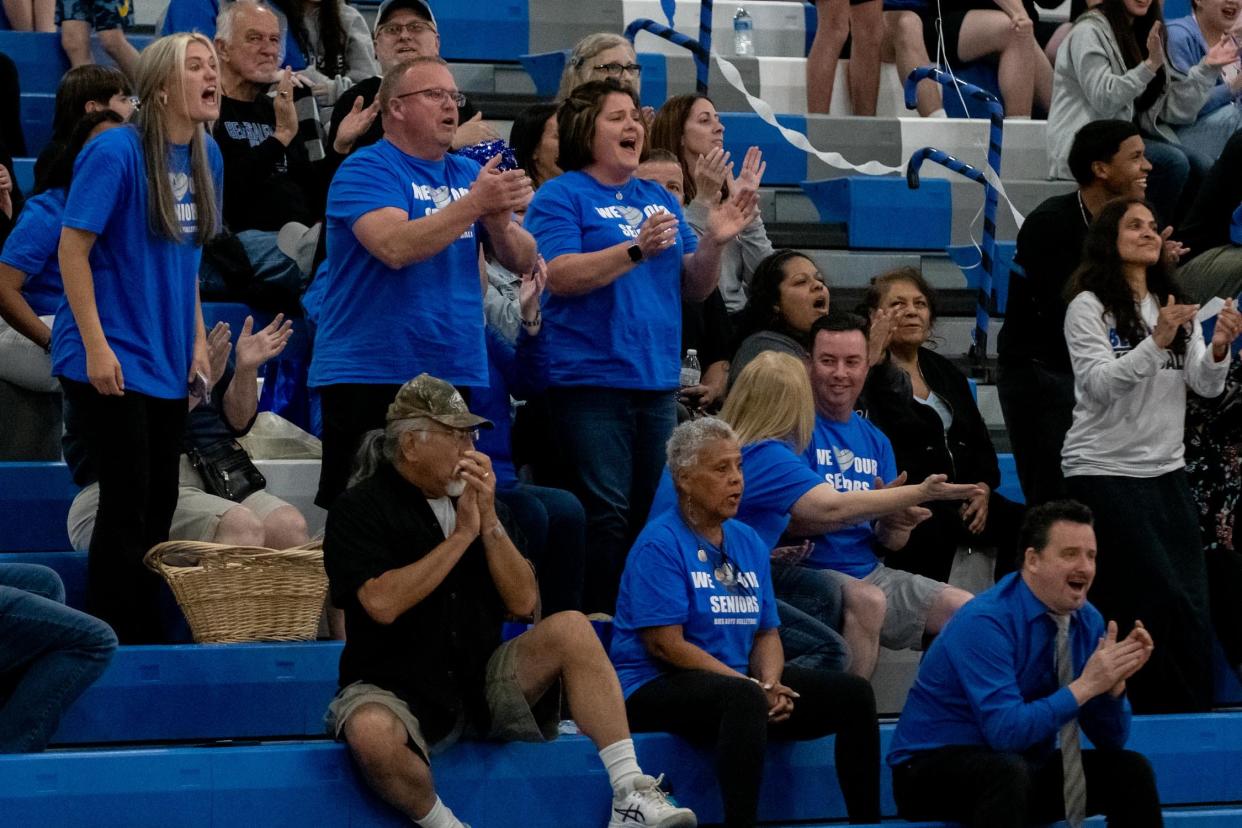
{"left": 628, "top": 244, "right": 643, "bottom": 263}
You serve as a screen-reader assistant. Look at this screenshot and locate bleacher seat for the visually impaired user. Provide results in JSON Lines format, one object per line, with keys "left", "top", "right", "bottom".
{"left": 801, "top": 177, "right": 951, "bottom": 251}
{"left": 2, "top": 714, "right": 1241, "bottom": 825}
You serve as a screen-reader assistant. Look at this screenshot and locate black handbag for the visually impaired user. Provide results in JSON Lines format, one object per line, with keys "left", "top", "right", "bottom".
{"left": 187, "top": 439, "right": 267, "bottom": 503}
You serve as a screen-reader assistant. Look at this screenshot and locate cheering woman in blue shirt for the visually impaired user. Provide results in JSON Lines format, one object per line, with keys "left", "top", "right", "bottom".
{"left": 525, "top": 78, "right": 758, "bottom": 613}
{"left": 54, "top": 33, "right": 224, "bottom": 642}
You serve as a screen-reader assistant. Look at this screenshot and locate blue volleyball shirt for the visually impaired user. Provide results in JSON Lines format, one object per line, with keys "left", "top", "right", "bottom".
{"left": 802, "top": 412, "right": 898, "bottom": 577}
{"left": 650, "top": 438, "right": 826, "bottom": 550}
{"left": 610, "top": 508, "right": 780, "bottom": 698}
{"left": 53, "top": 126, "right": 223, "bottom": 399}
{"left": 310, "top": 140, "right": 489, "bottom": 388}
{"left": 524, "top": 170, "right": 697, "bottom": 390}
{"left": 0, "top": 188, "right": 66, "bottom": 316}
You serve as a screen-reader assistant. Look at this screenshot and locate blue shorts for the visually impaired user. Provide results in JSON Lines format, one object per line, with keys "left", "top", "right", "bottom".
{"left": 56, "top": 0, "right": 133, "bottom": 31}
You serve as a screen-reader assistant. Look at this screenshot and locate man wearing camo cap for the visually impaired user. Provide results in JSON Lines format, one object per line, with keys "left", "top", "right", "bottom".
{"left": 322, "top": 375, "right": 697, "bottom": 828}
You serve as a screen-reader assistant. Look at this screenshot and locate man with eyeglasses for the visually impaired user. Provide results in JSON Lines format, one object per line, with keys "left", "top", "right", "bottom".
{"left": 310, "top": 55, "right": 537, "bottom": 510}
{"left": 326, "top": 0, "right": 499, "bottom": 164}
{"left": 324, "top": 374, "right": 698, "bottom": 828}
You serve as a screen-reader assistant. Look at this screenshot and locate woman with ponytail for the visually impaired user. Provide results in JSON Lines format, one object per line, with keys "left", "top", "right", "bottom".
{"left": 54, "top": 33, "right": 225, "bottom": 643}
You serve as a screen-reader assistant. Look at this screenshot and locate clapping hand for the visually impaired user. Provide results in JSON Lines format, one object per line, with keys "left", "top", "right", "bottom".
{"left": 205, "top": 321, "right": 233, "bottom": 388}
{"left": 1152, "top": 295, "right": 1198, "bottom": 349}
{"left": 234, "top": 313, "right": 294, "bottom": 374}
{"left": 0, "top": 163, "right": 12, "bottom": 219}
{"left": 1211, "top": 298, "right": 1242, "bottom": 360}
{"left": 692, "top": 147, "right": 732, "bottom": 205}
{"left": 470, "top": 154, "right": 533, "bottom": 217}
{"left": 334, "top": 96, "right": 381, "bottom": 154}
{"left": 1206, "top": 32, "right": 1240, "bottom": 68}
{"left": 960, "top": 482, "right": 991, "bottom": 534}
{"left": 1161, "top": 227, "right": 1189, "bottom": 266}
{"left": 730, "top": 146, "right": 766, "bottom": 197}
{"left": 273, "top": 67, "right": 298, "bottom": 145}
{"left": 868, "top": 307, "right": 895, "bottom": 366}
{"left": 706, "top": 186, "right": 760, "bottom": 245}
{"left": 518, "top": 256, "right": 548, "bottom": 327}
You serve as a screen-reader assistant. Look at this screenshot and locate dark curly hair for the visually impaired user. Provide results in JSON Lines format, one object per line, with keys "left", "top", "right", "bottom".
{"left": 731, "top": 249, "right": 823, "bottom": 352}
{"left": 1066, "top": 197, "right": 1184, "bottom": 356}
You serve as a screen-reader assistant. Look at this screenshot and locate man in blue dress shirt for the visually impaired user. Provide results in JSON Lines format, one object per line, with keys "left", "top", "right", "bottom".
{"left": 887, "top": 500, "right": 1161, "bottom": 827}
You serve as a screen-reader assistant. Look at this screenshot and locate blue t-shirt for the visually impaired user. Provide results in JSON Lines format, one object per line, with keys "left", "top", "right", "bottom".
{"left": 0, "top": 188, "right": 66, "bottom": 316}
{"left": 310, "top": 140, "right": 488, "bottom": 388}
{"left": 650, "top": 439, "right": 825, "bottom": 550}
{"left": 52, "top": 126, "right": 224, "bottom": 399}
{"left": 524, "top": 170, "right": 697, "bottom": 390}
{"left": 610, "top": 508, "right": 780, "bottom": 698}
{"left": 803, "top": 412, "right": 897, "bottom": 577}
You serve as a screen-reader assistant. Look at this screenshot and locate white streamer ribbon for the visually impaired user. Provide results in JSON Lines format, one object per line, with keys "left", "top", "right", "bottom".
{"left": 710, "top": 52, "right": 1025, "bottom": 229}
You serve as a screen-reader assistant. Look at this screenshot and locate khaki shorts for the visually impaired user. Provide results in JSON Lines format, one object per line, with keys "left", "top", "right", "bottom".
{"left": 864, "top": 563, "right": 947, "bottom": 651}
{"left": 325, "top": 634, "right": 561, "bottom": 760}
{"left": 67, "top": 455, "right": 292, "bottom": 550}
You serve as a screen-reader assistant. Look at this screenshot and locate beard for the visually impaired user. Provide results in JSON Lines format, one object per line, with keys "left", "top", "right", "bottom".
{"left": 446, "top": 478, "right": 467, "bottom": 497}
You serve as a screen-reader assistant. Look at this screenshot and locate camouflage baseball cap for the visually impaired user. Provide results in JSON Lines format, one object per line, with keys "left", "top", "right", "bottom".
{"left": 386, "top": 374, "right": 493, "bottom": 429}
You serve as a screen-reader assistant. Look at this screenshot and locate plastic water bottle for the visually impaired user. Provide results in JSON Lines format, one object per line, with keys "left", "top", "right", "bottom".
{"left": 680, "top": 349, "right": 702, "bottom": 387}
{"left": 733, "top": 7, "right": 755, "bottom": 57}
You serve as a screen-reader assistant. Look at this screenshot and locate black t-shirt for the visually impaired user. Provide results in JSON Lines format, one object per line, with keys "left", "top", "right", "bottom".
{"left": 997, "top": 191, "right": 1087, "bottom": 372}
{"left": 324, "top": 463, "right": 519, "bottom": 744}
{"left": 1175, "top": 130, "right": 1242, "bottom": 261}
{"left": 212, "top": 94, "right": 321, "bottom": 232}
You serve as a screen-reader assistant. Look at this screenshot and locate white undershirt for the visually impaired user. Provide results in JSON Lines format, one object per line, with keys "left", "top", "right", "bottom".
{"left": 914, "top": 388, "right": 954, "bottom": 431}
{"left": 427, "top": 496, "right": 457, "bottom": 538}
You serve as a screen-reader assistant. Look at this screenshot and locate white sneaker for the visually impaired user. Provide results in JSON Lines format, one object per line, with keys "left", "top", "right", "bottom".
{"left": 607, "top": 774, "right": 697, "bottom": 827}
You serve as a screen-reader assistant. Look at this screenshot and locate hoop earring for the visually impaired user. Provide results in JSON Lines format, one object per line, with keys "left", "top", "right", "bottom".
{"left": 159, "top": 92, "right": 168, "bottom": 106}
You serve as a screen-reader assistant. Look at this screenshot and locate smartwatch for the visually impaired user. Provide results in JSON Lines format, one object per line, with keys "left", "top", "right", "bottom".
{"left": 627, "top": 243, "right": 644, "bottom": 263}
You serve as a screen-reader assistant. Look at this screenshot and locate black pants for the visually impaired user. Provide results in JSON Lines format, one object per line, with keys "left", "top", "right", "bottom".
{"left": 996, "top": 359, "right": 1074, "bottom": 507}
{"left": 61, "top": 379, "right": 186, "bottom": 644}
{"left": 1207, "top": 545, "right": 1242, "bottom": 667}
{"left": 1066, "top": 472, "right": 1213, "bottom": 712}
{"left": 892, "top": 745, "right": 1162, "bottom": 827}
{"left": 315, "top": 383, "right": 402, "bottom": 509}
{"left": 625, "top": 666, "right": 880, "bottom": 826}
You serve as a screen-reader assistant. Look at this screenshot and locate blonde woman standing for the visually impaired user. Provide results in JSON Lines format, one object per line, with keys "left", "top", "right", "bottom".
{"left": 55, "top": 33, "right": 224, "bottom": 643}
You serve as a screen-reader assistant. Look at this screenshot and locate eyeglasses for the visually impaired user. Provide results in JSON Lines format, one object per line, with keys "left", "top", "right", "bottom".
{"left": 393, "top": 87, "right": 467, "bottom": 107}
{"left": 416, "top": 427, "right": 479, "bottom": 445}
{"left": 377, "top": 20, "right": 437, "bottom": 37}
{"left": 593, "top": 62, "right": 642, "bottom": 78}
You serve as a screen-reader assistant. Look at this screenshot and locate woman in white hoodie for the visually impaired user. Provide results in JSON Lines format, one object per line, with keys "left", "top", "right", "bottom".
{"left": 1062, "top": 196, "right": 1241, "bottom": 713}
{"left": 1047, "top": 0, "right": 1236, "bottom": 221}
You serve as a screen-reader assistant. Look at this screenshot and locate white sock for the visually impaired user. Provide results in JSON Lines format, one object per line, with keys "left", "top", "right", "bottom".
{"left": 1007, "top": 114, "right": 1031, "bottom": 120}
{"left": 929, "top": 108, "right": 947, "bottom": 118}
{"left": 415, "top": 796, "right": 464, "bottom": 828}
{"left": 599, "top": 738, "right": 643, "bottom": 796}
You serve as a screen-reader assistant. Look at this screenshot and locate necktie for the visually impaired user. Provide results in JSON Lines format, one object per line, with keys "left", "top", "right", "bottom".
{"left": 1053, "top": 613, "right": 1087, "bottom": 828}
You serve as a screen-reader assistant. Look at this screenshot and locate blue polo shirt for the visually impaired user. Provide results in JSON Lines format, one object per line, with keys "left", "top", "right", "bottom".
{"left": 53, "top": 126, "right": 224, "bottom": 399}
{"left": 0, "top": 188, "right": 66, "bottom": 316}
{"left": 310, "top": 140, "right": 488, "bottom": 388}
{"left": 610, "top": 508, "right": 780, "bottom": 698}
{"left": 524, "top": 170, "right": 697, "bottom": 390}
{"left": 650, "top": 438, "right": 825, "bottom": 550}
{"left": 888, "top": 572, "right": 1131, "bottom": 767}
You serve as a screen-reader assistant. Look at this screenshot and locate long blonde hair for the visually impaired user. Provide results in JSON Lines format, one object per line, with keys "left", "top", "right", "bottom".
{"left": 720, "top": 351, "right": 815, "bottom": 453}
{"left": 134, "top": 33, "right": 219, "bottom": 245}
{"left": 556, "top": 32, "right": 635, "bottom": 100}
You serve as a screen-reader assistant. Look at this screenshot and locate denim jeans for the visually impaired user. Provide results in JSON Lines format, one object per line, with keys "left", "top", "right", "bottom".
{"left": 496, "top": 483, "right": 587, "bottom": 615}
{"left": 771, "top": 562, "right": 850, "bottom": 673}
{"left": 0, "top": 564, "right": 116, "bottom": 752}
{"left": 546, "top": 387, "right": 676, "bottom": 613}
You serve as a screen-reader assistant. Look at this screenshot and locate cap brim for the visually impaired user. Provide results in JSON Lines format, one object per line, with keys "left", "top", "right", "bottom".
{"left": 427, "top": 412, "right": 494, "bottom": 430}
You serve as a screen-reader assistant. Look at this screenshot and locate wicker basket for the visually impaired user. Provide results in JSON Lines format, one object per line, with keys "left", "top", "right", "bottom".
{"left": 144, "top": 540, "right": 328, "bottom": 643}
